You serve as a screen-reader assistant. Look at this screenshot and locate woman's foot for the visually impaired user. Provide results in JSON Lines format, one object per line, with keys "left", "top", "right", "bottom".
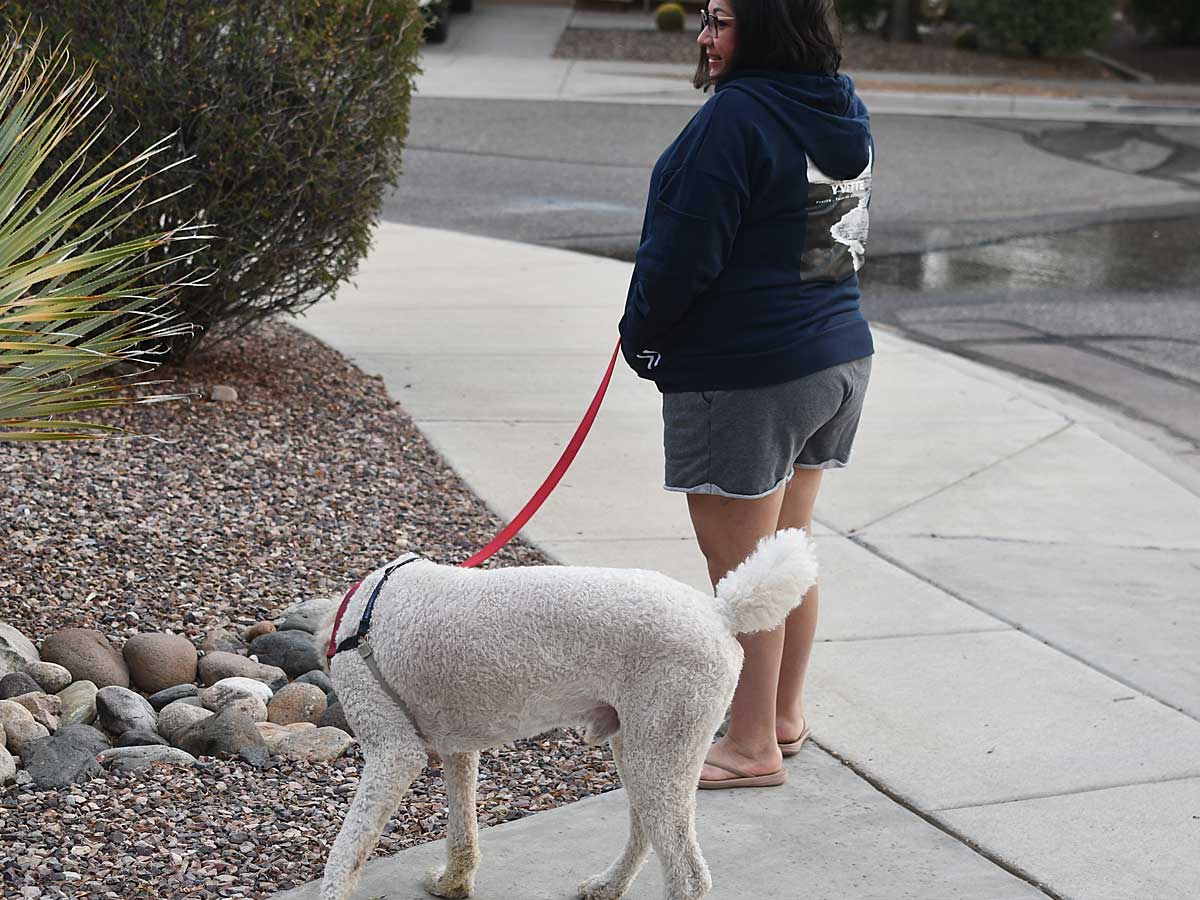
{"left": 776, "top": 714, "right": 807, "bottom": 746}
{"left": 700, "top": 735, "right": 783, "bottom": 785}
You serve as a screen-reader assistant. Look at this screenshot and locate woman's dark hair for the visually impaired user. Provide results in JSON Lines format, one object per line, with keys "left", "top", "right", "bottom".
{"left": 694, "top": 0, "right": 843, "bottom": 90}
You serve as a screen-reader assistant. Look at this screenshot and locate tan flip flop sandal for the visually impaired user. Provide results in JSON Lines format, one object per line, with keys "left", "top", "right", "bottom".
{"left": 778, "top": 721, "right": 811, "bottom": 758}
{"left": 698, "top": 761, "right": 787, "bottom": 790}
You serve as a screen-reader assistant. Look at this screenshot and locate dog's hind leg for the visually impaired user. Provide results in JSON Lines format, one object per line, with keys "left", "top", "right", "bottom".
{"left": 578, "top": 734, "right": 651, "bottom": 900}
{"left": 319, "top": 732, "right": 426, "bottom": 900}
{"left": 423, "top": 751, "right": 481, "bottom": 899}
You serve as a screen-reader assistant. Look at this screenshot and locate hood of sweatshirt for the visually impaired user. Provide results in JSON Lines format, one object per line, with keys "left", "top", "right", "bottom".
{"left": 716, "top": 69, "right": 872, "bottom": 180}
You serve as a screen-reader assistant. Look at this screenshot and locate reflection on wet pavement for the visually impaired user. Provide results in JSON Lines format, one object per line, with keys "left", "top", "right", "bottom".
{"left": 863, "top": 216, "right": 1200, "bottom": 453}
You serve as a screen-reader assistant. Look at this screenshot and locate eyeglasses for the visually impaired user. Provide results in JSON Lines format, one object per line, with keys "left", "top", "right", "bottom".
{"left": 699, "top": 10, "right": 734, "bottom": 38}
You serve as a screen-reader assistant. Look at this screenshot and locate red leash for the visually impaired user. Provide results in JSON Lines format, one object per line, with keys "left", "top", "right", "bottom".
{"left": 328, "top": 337, "right": 622, "bottom": 657}
{"left": 459, "top": 337, "right": 622, "bottom": 568}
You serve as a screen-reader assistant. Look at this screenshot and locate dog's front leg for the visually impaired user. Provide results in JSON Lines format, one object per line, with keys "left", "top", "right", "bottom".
{"left": 423, "top": 751, "right": 481, "bottom": 899}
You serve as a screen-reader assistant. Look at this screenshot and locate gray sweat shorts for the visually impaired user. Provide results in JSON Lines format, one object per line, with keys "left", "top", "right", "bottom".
{"left": 662, "top": 356, "right": 872, "bottom": 499}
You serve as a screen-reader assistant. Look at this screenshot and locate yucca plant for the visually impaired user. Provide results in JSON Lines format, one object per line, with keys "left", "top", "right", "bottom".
{"left": 0, "top": 24, "right": 201, "bottom": 441}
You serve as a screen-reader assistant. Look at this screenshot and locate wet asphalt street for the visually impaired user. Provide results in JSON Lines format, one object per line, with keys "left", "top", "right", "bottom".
{"left": 382, "top": 97, "right": 1200, "bottom": 466}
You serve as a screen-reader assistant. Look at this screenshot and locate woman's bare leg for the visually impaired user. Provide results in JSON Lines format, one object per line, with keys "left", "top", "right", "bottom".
{"left": 774, "top": 468, "right": 823, "bottom": 743}
{"left": 687, "top": 487, "right": 788, "bottom": 781}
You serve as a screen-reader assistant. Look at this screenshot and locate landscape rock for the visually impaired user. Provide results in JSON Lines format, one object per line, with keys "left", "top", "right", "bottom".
{"left": 0, "top": 623, "right": 39, "bottom": 678}
{"left": 274, "top": 597, "right": 337, "bottom": 635}
{"left": 0, "top": 699, "right": 49, "bottom": 758}
{"left": 39, "top": 628, "right": 129, "bottom": 688}
{"left": 244, "top": 621, "right": 276, "bottom": 641}
{"left": 95, "top": 686, "right": 157, "bottom": 736}
{"left": 56, "top": 680, "right": 98, "bottom": 727}
{"left": 295, "top": 670, "right": 334, "bottom": 695}
{"left": 275, "top": 726, "right": 354, "bottom": 763}
{"left": 22, "top": 724, "right": 109, "bottom": 789}
{"left": 116, "top": 730, "right": 171, "bottom": 749}
{"left": 0, "top": 745, "right": 15, "bottom": 784}
{"left": 199, "top": 676, "right": 274, "bottom": 711}
{"left": 268, "top": 683, "right": 327, "bottom": 726}
{"left": 200, "top": 627, "right": 247, "bottom": 655}
{"left": 10, "top": 691, "right": 62, "bottom": 732}
{"left": 175, "top": 708, "right": 266, "bottom": 758}
{"left": 1, "top": 672, "right": 41, "bottom": 699}
{"left": 122, "top": 633, "right": 198, "bottom": 694}
{"left": 198, "top": 651, "right": 287, "bottom": 690}
{"left": 249, "top": 631, "right": 321, "bottom": 679}
{"left": 209, "top": 384, "right": 238, "bottom": 402}
{"left": 22, "top": 661, "right": 72, "bottom": 694}
{"left": 158, "top": 701, "right": 213, "bottom": 744}
{"left": 319, "top": 701, "right": 353, "bottom": 737}
{"left": 226, "top": 696, "right": 269, "bottom": 723}
{"left": 148, "top": 683, "right": 199, "bottom": 711}
{"left": 238, "top": 745, "right": 272, "bottom": 769}
{"left": 98, "top": 745, "right": 199, "bottom": 773}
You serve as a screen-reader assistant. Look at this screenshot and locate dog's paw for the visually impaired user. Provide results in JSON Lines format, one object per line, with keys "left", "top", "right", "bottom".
{"left": 423, "top": 866, "right": 474, "bottom": 899}
{"left": 578, "top": 874, "right": 626, "bottom": 900}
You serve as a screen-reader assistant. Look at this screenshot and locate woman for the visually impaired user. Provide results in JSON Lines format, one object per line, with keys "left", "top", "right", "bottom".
{"left": 619, "top": 0, "right": 874, "bottom": 789}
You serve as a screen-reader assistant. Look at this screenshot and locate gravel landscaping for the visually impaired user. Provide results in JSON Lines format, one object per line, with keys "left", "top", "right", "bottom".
{"left": 555, "top": 25, "right": 1121, "bottom": 83}
{"left": 1, "top": 321, "right": 619, "bottom": 899}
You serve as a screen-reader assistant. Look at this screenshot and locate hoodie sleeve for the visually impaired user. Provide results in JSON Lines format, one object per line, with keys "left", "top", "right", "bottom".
{"left": 620, "top": 98, "right": 753, "bottom": 369}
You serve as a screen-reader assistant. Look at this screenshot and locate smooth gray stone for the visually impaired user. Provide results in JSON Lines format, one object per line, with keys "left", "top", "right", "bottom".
{"left": 0, "top": 672, "right": 41, "bottom": 700}
{"left": 23, "top": 724, "right": 110, "bottom": 790}
{"left": 116, "top": 730, "right": 171, "bottom": 749}
{"left": 295, "top": 670, "right": 334, "bottom": 695}
{"left": 175, "top": 707, "right": 266, "bottom": 758}
{"left": 148, "top": 683, "right": 200, "bottom": 711}
{"left": 95, "top": 686, "right": 157, "bottom": 737}
{"left": 270, "top": 747, "right": 1046, "bottom": 900}
{"left": 98, "top": 745, "right": 199, "bottom": 773}
{"left": 249, "top": 631, "right": 321, "bottom": 679}
{"left": 0, "top": 624, "right": 39, "bottom": 679}
{"left": 275, "top": 597, "right": 337, "bottom": 635}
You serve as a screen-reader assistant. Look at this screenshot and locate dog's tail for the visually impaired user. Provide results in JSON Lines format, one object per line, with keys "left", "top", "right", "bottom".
{"left": 714, "top": 528, "right": 818, "bottom": 635}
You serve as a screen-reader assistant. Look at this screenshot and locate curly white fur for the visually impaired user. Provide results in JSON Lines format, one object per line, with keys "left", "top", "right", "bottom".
{"left": 317, "top": 529, "right": 817, "bottom": 900}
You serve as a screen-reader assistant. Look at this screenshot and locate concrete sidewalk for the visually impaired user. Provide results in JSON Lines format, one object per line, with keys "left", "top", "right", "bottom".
{"left": 279, "top": 224, "right": 1200, "bottom": 900}
{"left": 419, "top": 2, "right": 1200, "bottom": 126}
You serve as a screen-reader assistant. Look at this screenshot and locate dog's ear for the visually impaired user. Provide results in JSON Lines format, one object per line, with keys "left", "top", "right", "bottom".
{"left": 313, "top": 603, "right": 338, "bottom": 674}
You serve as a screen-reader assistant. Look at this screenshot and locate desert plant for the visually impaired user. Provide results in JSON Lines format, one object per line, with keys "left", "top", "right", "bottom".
{"left": 956, "top": 0, "right": 1116, "bottom": 56}
{"left": 3, "top": 0, "right": 423, "bottom": 362}
{"left": 1127, "top": 0, "right": 1200, "bottom": 45}
{"left": 656, "top": 2, "right": 687, "bottom": 32}
{"left": 0, "top": 25, "right": 200, "bottom": 441}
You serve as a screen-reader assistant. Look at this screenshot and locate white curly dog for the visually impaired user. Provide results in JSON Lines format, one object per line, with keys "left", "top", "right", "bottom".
{"left": 314, "top": 528, "right": 817, "bottom": 900}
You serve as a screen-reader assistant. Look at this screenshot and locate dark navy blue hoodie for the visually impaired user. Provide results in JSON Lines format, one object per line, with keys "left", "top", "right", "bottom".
{"left": 619, "top": 69, "right": 875, "bottom": 392}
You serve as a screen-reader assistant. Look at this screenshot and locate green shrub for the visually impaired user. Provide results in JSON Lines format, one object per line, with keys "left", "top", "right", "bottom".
{"left": 956, "top": 0, "right": 1115, "bottom": 56}
{"left": 1128, "top": 0, "right": 1200, "bottom": 45}
{"left": 656, "top": 2, "right": 686, "bottom": 31}
{"left": 953, "top": 24, "right": 981, "bottom": 50}
{"left": 3, "top": 0, "right": 422, "bottom": 362}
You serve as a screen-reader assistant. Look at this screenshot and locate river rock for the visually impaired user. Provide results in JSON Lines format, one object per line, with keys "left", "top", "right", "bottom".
{"left": 57, "top": 681, "right": 98, "bottom": 727}
{"left": 10, "top": 692, "right": 61, "bottom": 732}
{"left": 0, "top": 700, "right": 49, "bottom": 758}
{"left": 275, "top": 597, "right": 337, "bottom": 635}
{"left": 268, "top": 683, "right": 327, "bottom": 727}
{"left": 40, "top": 628, "right": 129, "bottom": 688}
{"left": 0, "top": 624, "right": 39, "bottom": 678}
{"left": 23, "top": 661, "right": 72, "bottom": 694}
{"left": 295, "top": 670, "right": 334, "bottom": 695}
{"left": 158, "top": 701, "right": 213, "bottom": 744}
{"left": 249, "top": 631, "right": 321, "bottom": 679}
{"left": 122, "top": 633, "right": 198, "bottom": 694}
{"left": 116, "top": 729, "right": 171, "bottom": 749}
{"left": 148, "top": 684, "right": 199, "bottom": 711}
{"left": 197, "top": 651, "right": 287, "bottom": 690}
{"left": 244, "top": 621, "right": 276, "bottom": 641}
{"left": 1, "top": 672, "right": 41, "bottom": 700}
{"left": 98, "top": 745, "right": 199, "bottom": 773}
{"left": 22, "top": 724, "right": 109, "bottom": 789}
{"left": 319, "top": 701, "right": 353, "bottom": 736}
{"left": 199, "top": 677, "right": 273, "bottom": 711}
{"left": 95, "top": 686, "right": 157, "bottom": 736}
{"left": 200, "top": 628, "right": 247, "bottom": 655}
{"left": 0, "top": 746, "right": 15, "bottom": 784}
{"left": 275, "top": 726, "right": 354, "bottom": 763}
{"left": 175, "top": 708, "right": 266, "bottom": 758}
